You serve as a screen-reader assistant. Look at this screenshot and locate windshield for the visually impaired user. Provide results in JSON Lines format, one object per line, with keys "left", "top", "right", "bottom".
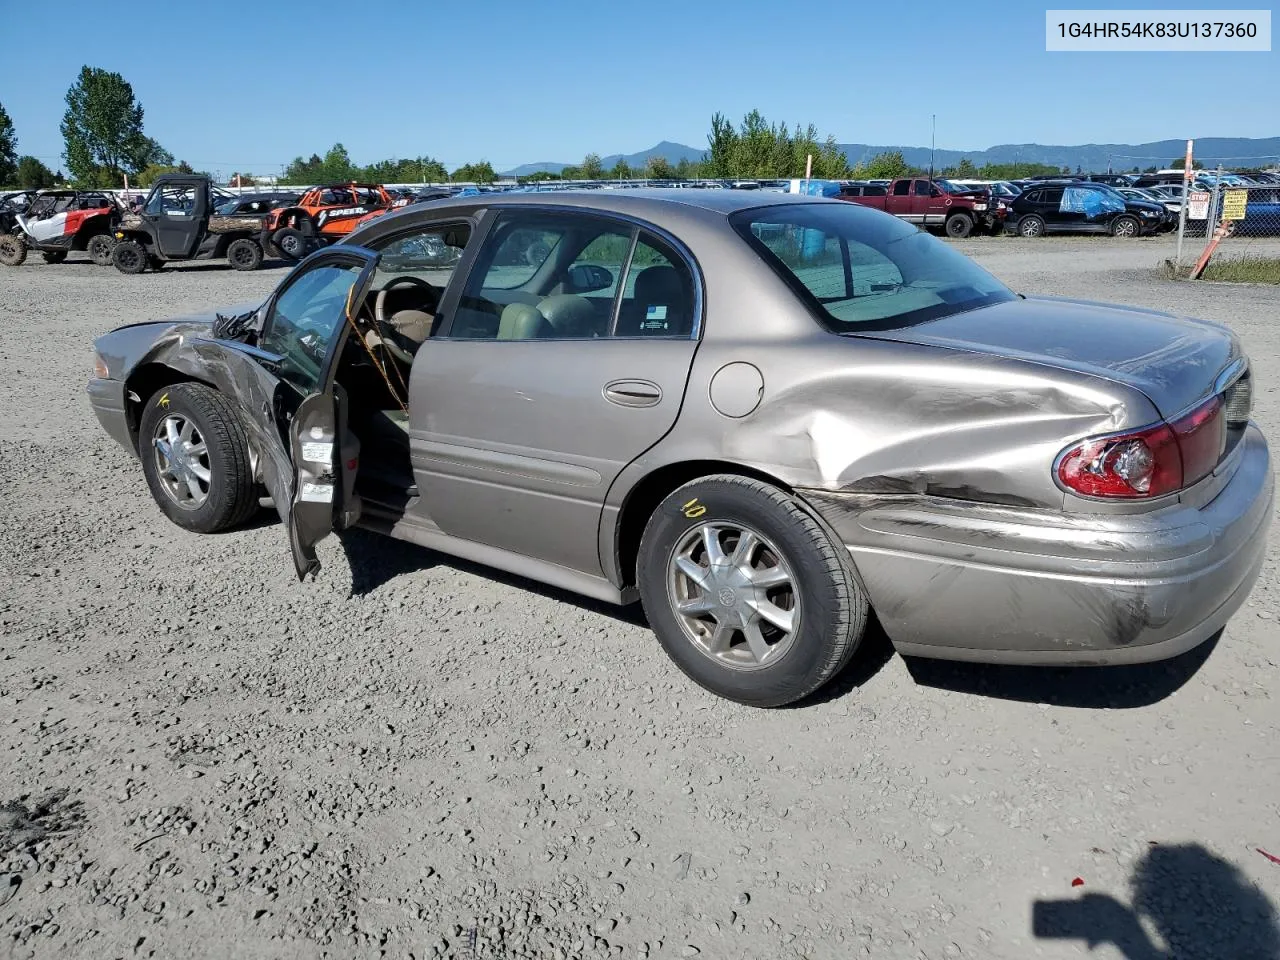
{"left": 214, "top": 198, "right": 241, "bottom": 215}
{"left": 936, "top": 180, "right": 971, "bottom": 194}
{"left": 732, "top": 203, "right": 1014, "bottom": 332}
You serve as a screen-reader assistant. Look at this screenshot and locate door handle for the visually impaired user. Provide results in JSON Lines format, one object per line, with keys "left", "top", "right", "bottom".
{"left": 603, "top": 379, "right": 662, "bottom": 408}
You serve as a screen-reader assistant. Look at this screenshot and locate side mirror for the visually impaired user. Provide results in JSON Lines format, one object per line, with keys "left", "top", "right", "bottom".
{"left": 567, "top": 263, "right": 613, "bottom": 294}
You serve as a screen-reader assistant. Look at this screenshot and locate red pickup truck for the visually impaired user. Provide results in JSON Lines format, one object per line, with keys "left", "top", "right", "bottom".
{"left": 838, "top": 178, "right": 1007, "bottom": 238}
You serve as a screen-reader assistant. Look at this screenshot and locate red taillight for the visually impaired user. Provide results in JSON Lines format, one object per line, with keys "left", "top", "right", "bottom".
{"left": 1056, "top": 395, "right": 1227, "bottom": 499}
{"left": 1171, "top": 395, "right": 1225, "bottom": 487}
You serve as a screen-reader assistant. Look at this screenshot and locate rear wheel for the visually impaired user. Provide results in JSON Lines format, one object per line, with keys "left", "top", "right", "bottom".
{"left": 636, "top": 475, "right": 867, "bottom": 707}
{"left": 41, "top": 250, "right": 68, "bottom": 264}
{"left": 944, "top": 212, "right": 973, "bottom": 239}
{"left": 1111, "top": 215, "right": 1140, "bottom": 238}
{"left": 112, "top": 240, "right": 148, "bottom": 274}
{"left": 1017, "top": 215, "right": 1045, "bottom": 238}
{"left": 87, "top": 233, "right": 115, "bottom": 266}
{"left": 227, "top": 237, "right": 263, "bottom": 271}
{"left": 272, "top": 227, "right": 306, "bottom": 260}
{"left": 0, "top": 234, "right": 27, "bottom": 266}
{"left": 138, "top": 383, "right": 258, "bottom": 534}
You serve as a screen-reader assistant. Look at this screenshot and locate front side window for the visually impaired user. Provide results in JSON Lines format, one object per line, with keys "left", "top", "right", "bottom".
{"left": 146, "top": 184, "right": 197, "bottom": 217}
{"left": 892, "top": 180, "right": 912, "bottom": 196}
{"left": 260, "top": 262, "right": 365, "bottom": 393}
{"left": 914, "top": 180, "right": 933, "bottom": 196}
{"left": 732, "top": 203, "right": 1012, "bottom": 332}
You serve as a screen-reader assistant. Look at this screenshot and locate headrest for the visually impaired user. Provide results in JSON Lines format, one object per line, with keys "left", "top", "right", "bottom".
{"left": 537, "top": 294, "right": 597, "bottom": 337}
{"left": 634, "top": 265, "right": 683, "bottom": 307}
{"left": 497, "top": 302, "right": 550, "bottom": 340}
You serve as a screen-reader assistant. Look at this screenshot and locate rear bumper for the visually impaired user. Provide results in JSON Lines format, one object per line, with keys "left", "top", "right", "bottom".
{"left": 88, "top": 377, "right": 135, "bottom": 455}
{"left": 798, "top": 423, "right": 1273, "bottom": 665}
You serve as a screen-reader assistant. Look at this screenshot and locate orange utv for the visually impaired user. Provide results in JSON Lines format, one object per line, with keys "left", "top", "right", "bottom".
{"left": 261, "top": 182, "right": 397, "bottom": 258}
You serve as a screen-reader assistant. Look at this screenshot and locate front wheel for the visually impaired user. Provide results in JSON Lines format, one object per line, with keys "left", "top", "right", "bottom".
{"left": 0, "top": 234, "right": 27, "bottom": 266}
{"left": 227, "top": 237, "right": 263, "bottom": 271}
{"left": 1111, "top": 215, "right": 1140, "bottom": 238}
{"left": 636, "top": 475, "right": 867, "bottom": 707}
{"left": 272, "top": 227, "right": 306, "bottom": 260}
{"left": 138, "top": 383, "right": 259, "bottom": 534}
{"left": 112, "top": 240, "right": 148, "bottom": 274}
{"left": 944, "top": 213, "right": 973, "bottom": 239}
{"left": 87, "top": 233, "right": 116, "bottom": 266}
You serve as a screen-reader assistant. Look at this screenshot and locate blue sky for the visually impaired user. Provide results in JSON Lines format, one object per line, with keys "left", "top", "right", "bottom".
{"left": 1, "top": 0, "right": 1275, "bottom": 175}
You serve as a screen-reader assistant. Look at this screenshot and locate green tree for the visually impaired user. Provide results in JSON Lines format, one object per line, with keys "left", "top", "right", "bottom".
{"left": 953, "top": 157, "right": 978, "bottom": 178}
{"left": 15, "top": 156, "right": 56, "bottom": 188}
{"left": 450, "top": 161, "right": 496, "bottom": 183}
{"left": 608, "top": 158, "right": 632, "bottom": 180}
{"left": 135, "top": 163, "right": 181, "bottom": 187}
{"left": 580, "top": 153, "right": 604, "bottom": 180}
{"left": 523, "top": 170, "right": 562, "bottom": 182}
{"left": 0, "top": 101, "right": 16, "bottom": 185}
{"left": 856, "top": 150, "right": 911, "bottom": 180}
{"left": 1169, "top": 157, "right": 1185, "bottom": 169}
{"left": 704, "top": 111, "right": 737, "bottom": 179}
{"left": 560, "top": 165, "right": 582, "bottom": 180}
{"left": 645, "top": 155, "right": 674, "bottom": 179}
{"left": 321, "top": 143, "right": 356, "bottom": 182}
{"left": 61, "top": 66, "right": 163, "bottom": 186}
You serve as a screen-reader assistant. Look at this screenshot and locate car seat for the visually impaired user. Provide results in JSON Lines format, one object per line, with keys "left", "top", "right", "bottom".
{"left": 618, "top": 265, "right": 689, "bottom": 336}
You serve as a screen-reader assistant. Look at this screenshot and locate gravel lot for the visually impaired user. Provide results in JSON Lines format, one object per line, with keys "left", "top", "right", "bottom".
{"left": 2, "top": 235, "right": 1278, "bottom": 960}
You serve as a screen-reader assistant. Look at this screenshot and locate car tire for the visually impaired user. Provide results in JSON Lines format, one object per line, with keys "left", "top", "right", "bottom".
{"left": 112, "top": 240, "right": 148, "bottom": 274}
{"left": 87, "top": 233, "right": 115, "bottom": 266}
{"left": 1017, "top": 215, "right": 1045, "bottom": 238}
{"left": 272, "top": 227, "right": 306, "bottom": 261}
{"left": 1111, "top": 215, "right": 1140, "bottom": 238}
{"left": 0, "top": 234, "right": 27, "bottom": 266}
{"left": 636, "top": 474, "right": 868, "bottom": 707}
{"left": 944, "top": 213, "right": 973, "bottom": 239}
{"left": 227, "top": 237, "right": 263, "bottom": 271}
{"left": 41, "top": 250, "right": 68, "bottom": 264}
{"left": 138, "top": 383, "right": 259, "bottom": 534}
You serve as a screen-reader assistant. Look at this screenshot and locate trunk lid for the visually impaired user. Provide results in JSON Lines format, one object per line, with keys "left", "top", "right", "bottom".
{"left": 856, "top": 294, "right": 1240, "bottom": 419}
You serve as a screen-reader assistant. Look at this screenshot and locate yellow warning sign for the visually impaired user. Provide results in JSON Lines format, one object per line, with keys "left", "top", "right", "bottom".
{"left": 1221, "top": 190, "right": 1248, "bottom": 222}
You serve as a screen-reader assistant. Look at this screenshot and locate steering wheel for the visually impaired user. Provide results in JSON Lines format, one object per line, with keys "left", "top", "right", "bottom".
{"left": 375, "top": 275, "right": 439, "bottom": 331}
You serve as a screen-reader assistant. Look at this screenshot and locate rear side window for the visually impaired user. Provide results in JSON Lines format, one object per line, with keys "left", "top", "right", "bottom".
{"left": 733, "top": 203, "right": 1012, "bottom": 332}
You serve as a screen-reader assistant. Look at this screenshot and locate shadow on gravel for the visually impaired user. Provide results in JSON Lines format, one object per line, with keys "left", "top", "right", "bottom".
{"left": 337, "top": 527, "right": 649, "bottom": 627}
{"left": 790, "top": 614, "right": 897, "bottom": 708}
{"left": 1033, "top": 842, "right": 1280, "bottom": 958}
{"left": 900, "top": 630, "right": 1220, "bottom": 709}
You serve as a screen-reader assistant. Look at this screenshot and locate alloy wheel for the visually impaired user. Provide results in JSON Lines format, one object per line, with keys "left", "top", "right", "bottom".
{"left": 666, "top": 521, "right": 800, "bottom": 671}
{"left": 152, "top": 415, "right": 211, "bottom": 509}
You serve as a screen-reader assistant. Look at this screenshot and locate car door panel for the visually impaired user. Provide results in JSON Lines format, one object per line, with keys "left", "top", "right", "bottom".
{"left": 407, "top": 338, "right": 698, "bottom": 575}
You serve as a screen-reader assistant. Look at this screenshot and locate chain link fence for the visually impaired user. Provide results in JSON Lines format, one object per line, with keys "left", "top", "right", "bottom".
{"left": 1175, "top": 166, "right": 1280, "bottom": 280}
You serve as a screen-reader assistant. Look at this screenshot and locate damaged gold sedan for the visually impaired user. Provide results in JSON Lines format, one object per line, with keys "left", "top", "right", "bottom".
{"left": 89, "top": 192, "right": 1272, "bottom": 705}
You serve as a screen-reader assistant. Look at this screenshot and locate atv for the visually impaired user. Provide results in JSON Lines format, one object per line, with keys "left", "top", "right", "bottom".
{"left": 260, "top": 182, "right": 398, "bottom": 256}
{"left": 110, "top": 175, "right": 297, "bottom": 274}
{"left": 0, "top": 190, "right": 122, "bottom": 267}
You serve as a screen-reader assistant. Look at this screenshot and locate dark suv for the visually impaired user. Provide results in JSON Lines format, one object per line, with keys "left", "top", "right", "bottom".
{"left": 1008, "top": 182, "right": 1170, "bottom": 238}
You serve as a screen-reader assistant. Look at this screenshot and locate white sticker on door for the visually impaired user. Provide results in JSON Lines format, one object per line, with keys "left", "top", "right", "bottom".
{"left": 300, "top": 482, "right": 334, "bottom": 503}
{"left": 301, "top": 441, "right": 333, "bottom": 464}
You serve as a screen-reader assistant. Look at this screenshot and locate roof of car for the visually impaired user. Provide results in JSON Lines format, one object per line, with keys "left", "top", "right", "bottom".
{"left": 398, "top": 187, "right": 820, "bottom": 217}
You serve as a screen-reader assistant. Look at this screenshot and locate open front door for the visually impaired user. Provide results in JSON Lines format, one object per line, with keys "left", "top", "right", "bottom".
{"left": 244, "top": 246, "right": 380, "bottom": 579}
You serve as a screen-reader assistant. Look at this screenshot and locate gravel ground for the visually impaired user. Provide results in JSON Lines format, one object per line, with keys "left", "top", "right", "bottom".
{"left": 2, "top": 236, "right": 1278, "bottom": 960}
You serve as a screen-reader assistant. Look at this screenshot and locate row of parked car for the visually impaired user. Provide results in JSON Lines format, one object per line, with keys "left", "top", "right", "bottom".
{"left": 0, "top": 179, "right": 461, "bottom": 272}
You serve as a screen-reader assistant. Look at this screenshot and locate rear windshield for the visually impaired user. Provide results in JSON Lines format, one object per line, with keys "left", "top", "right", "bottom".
{"left": 731, "top": 203, "right": 1014, "bottom": 332}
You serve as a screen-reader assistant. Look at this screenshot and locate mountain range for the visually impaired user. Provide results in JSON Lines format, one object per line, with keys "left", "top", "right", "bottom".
{"left": 502, "top": 136, "right": 1280, "bottom": 176}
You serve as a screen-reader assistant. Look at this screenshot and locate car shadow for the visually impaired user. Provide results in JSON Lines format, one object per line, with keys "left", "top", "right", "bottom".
{"left": 900, "top": 631, "right": 1220, "bottom": 709}
{"left": 1032, "top": 842, "right": 1279, "bottom": 958}
{"left": 336, "top": 527, "right": 648, "bottom": 628}
{"left": 791, "top": 614, "right": 898, "bottom": 707}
